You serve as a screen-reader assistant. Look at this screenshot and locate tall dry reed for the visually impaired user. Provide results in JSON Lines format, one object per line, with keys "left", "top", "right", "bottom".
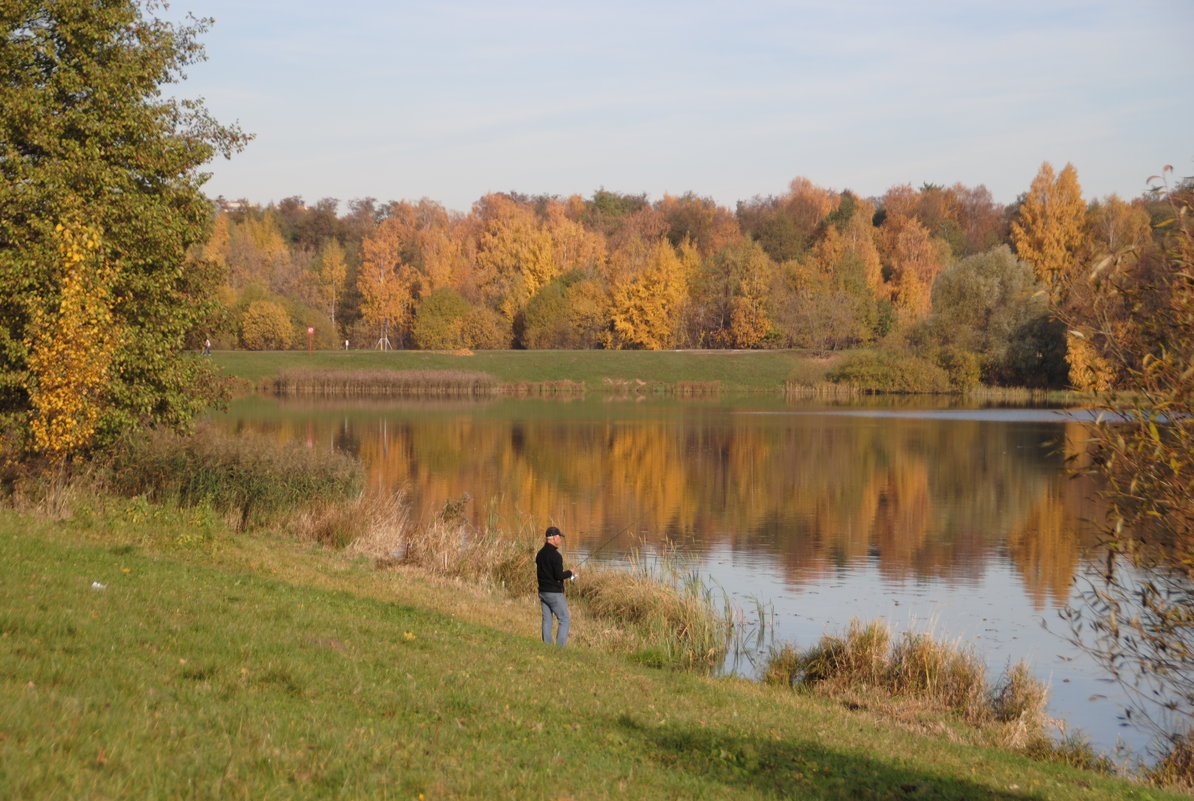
{"left": 1146, "top": 731, "right": 1194, "bottom": 790}
{"left": 572, "top": 548, "right": 734, "bottom": 671}
{"left": 763, "top": 618, "right": 1050, "bottom": 732}
{"left": 889, "top": 631, "right": 988, "bottom": 719}
{"left": 273, "top": 368, "right": 498, "bottom": 397}
{"left": 784, "top": 381, "right": 864, "bottom": 399}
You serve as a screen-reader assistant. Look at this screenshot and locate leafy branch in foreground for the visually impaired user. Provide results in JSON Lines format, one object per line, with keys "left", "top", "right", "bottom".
{"left": 1061, "top": 168, "right": 1194, "bottom": 760}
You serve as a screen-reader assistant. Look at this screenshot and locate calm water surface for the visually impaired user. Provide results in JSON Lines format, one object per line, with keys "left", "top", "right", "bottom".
{"left": 212, "top": 394, "right": 1151, "bottom": 754}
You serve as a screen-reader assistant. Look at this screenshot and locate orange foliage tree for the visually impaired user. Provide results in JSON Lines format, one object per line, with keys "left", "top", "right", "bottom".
{"left": 878, "top": 212, "right": 947, "bottom": 321}
{"left": 1011, "top": 163, "right": 1106, "bottom": 389}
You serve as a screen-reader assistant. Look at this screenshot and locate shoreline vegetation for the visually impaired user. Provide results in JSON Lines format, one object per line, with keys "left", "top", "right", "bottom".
{"left": 3, "top": 424, "right": 1189, "bottom": 797}
{"left": 215, "top": 349, "right": 1077, "bottom": 403}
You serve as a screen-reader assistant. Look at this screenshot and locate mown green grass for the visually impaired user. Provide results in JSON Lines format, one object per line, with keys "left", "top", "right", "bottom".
{"left": 1, "top": 507, "right": 1182, "bottom": 800}
{"left": 211, "top": 349, "right": 835, "bottom": 393}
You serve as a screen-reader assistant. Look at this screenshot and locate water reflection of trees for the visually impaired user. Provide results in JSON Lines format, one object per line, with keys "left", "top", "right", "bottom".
{"left": 220, "top": 407, "right": 1102, "bottom": 609}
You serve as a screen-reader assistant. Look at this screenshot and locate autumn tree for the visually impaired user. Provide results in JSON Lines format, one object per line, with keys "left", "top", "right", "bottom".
{"left": 544, "top": 199, "right": 606, "bottom": 276}
{"left": 0, "top": 0, "right": 248, "bottom": 453}
{"left": 359, "top": 215, "right": 418, "bottom": 347}
{"left": 737, "top": 177, "right": 840, "bottom": 263}
{"left": 472, "top": 193, "right": 558, "bottom": 327}
{"left": 224, "top": 208, "right": 292, "bottom": 292}
{"left": 607, "top": 238, "right": 689, "bottom": 350}
{"left": 688, "top": 239, "right": 778, "bottom": 348}
{"left": 315, "top": 237, "right": 348, "bottom": 334}
{"left": 1010, "top": 163, "right": 1102, "bottom": 389}
{"left": 878, "top": 212, "right": 948, "bottom": 322}
{"left": 413, "top": 200, "right": 472, "bottom": 295}
{"left": 949, "top": 183, "right": 1008, "bottom": 256}
{"left": 658, "top": 192, "right": 742, "bottom": 257}
{"left": 1011, "top": 163, "right": 1087, "bottom": 297}
{"left": 777, "top": 200, "right": 886, "bottom": 349}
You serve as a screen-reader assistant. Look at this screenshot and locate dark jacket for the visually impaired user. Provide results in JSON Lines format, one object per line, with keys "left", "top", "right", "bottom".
{"left": 535, "top": 542, "right": 573, "bottom": 593}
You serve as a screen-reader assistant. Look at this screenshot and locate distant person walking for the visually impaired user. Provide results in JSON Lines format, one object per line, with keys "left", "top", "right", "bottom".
{"left": 536, "top": 526, "right": 576, "bottom": 646}
{"left": 203, "top": 338, "right": 211, "bottom": 355}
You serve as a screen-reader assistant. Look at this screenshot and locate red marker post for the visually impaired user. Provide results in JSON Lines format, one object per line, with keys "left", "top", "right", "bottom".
{"left": 307, "top": 326, "right": 315, "bottom": 354}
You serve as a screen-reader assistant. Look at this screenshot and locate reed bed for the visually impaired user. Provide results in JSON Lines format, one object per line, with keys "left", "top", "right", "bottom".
{"left": 963, "top": 386, "right": 1062, "bottom": 403}
{"left": 100, "top": 424, "right": 363, "bottom": 531}
{"left": 496, "top": 379, "right": 587, "bottom": 397}
{"left": 784, "top": 381, "right": 865, "bottom": 399}
{"left": 272, "top": 368, "right": 498, "bottom": 397}
{"left": 669, "top": 380, "right": 721, "bottom": 397}
{"left": 763, "top": 619, "right": 1052, "bottom": 748}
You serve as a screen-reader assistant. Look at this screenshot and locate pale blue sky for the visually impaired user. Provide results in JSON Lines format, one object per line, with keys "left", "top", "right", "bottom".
{"left": 168, "top": 0, "right": 1194, "bottom": 213}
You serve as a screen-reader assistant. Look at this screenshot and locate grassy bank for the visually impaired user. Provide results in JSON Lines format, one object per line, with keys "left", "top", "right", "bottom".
{"left": 211, "top": 349, "right": 837, "bottom": 394}
{"left": 1, "top": 505, "right": 1184, "bottom": 800}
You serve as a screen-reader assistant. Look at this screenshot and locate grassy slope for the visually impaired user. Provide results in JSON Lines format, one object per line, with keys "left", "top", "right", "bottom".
{"left": 0, "top": 507, "right": 1179, "bottom": 800}
{"left": 210, "top": 349, "right": 831, "bottom": 392}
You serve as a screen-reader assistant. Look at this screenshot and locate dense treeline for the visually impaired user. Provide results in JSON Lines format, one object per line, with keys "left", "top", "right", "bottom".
{"left": 199, "top": 166, "right": 1185, "bottom": 390}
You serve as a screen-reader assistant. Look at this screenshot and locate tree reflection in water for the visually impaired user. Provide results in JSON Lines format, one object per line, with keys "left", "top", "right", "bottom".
{"left": 214, "top": 396, "right": 1165, "bottom": 753}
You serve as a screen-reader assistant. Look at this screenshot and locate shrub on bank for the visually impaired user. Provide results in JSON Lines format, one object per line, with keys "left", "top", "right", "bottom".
{"left": 101, "top": 424, "right": 362, "bottom": 531}
{"left": 826, "top": 349, "right": 951, "bottom": 393}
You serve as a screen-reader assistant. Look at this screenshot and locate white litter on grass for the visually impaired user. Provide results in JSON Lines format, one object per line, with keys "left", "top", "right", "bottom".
{"left": 91, "top": 581, "right": 106, "bottom": 591}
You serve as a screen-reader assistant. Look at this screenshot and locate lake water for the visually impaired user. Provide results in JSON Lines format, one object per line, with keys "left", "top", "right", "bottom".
{"left": 211, "top": 393, "right": 1159, "bottom": 756}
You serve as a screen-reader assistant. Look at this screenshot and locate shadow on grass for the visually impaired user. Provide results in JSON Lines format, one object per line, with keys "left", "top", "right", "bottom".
{"left": 617, "top": 715, "right": 1043, "bottom": 801}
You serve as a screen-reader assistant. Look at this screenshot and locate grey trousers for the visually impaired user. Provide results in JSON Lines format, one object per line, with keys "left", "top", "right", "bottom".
{"left": 539, "top": 592, "right": 570, "bottom": 646}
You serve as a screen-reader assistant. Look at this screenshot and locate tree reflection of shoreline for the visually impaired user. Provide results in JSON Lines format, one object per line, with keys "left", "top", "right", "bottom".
{"left": 216, "top": 404, "right": 1103, "bottom": 610}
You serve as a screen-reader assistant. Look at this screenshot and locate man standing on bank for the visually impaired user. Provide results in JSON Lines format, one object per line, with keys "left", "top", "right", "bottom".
{"left": 536, "top": 526, "right": 577, "bottom": 646}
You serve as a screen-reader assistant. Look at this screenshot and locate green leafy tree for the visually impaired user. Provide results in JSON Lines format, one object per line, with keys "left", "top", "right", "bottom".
{"left": 524, "top": 273, "right": 609, "bottom": 350}
{"left": 925, "top": 245, "right": 1051, "bottom": 381}
{"left": 0, "top": 0, "right": 249, "bottom": 451}
{"left": 411, "top": 288, "right": 471, "bottom": 350}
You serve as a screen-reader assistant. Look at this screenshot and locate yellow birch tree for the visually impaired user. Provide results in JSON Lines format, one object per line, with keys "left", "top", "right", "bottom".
{"left": 608, "top": 238, "right": 688, "bottom": 350}
{"left": 316, "top": 238, "right": 348, "bottom": 332}
{"left": 473, "top": 194, "right": 558, "bottom": 322}
{"left": 359, "top": 217, "right": 416, "bottom": 347}
{"left": 24, "top": 218, "right": 121, "bottom": 464}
